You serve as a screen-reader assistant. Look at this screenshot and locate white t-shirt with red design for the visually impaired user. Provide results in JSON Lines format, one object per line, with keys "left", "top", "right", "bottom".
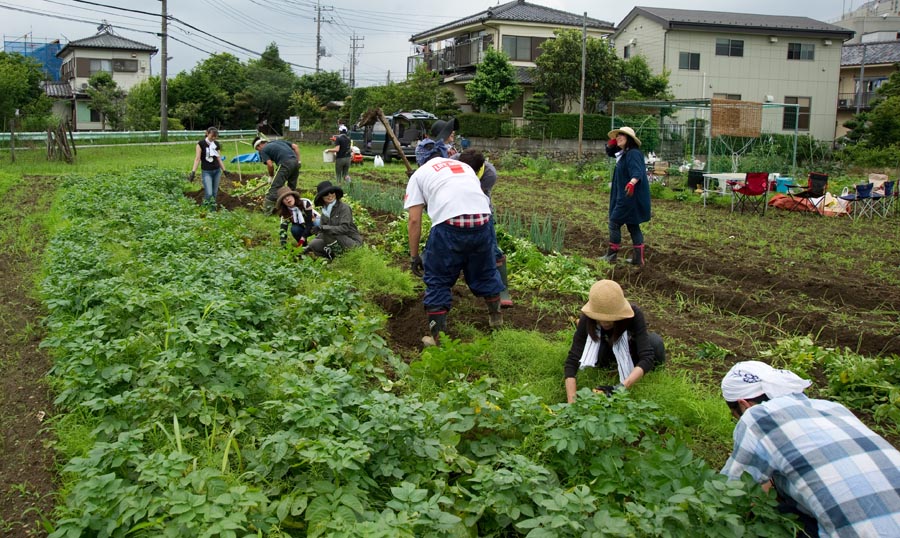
{"left": 404, "top": 157, "right": 492, "bottom": 227}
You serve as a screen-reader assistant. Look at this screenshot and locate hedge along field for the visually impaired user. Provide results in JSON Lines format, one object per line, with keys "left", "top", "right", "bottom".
{"left": 38, "top": 168, "right": 801, "bottom": 537}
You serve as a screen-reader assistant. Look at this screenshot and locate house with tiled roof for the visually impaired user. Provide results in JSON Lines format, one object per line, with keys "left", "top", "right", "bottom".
{"left": 614, "top": 7, "right": 854, "bottom": 140}
{"left": 835, "top": 41, "right": 900, "bottom": 137}
{"left": 49, "top": 25, "right": 157, "bottom": 131}
{"left": 407, "top": 0, "right": 614, "bottom": 115}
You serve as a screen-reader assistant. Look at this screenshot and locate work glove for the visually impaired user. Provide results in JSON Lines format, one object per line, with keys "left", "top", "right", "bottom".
{"left": 189, "top": 170, "right": 196, "bottom": 181}
{"left": 625, "top": 182, "right": 636, "bottom": 197}
{"left": 410, "top": 255, "right": 424, "bottom": 277}
{"left": 592, "top": 383, "right": 625, "bottom": 397}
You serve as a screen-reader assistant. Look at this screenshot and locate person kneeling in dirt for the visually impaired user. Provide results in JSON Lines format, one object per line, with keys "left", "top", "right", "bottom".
{"left": 275, "top": 186, "right": 317, "bottom": 248}
{"left": 564, "top": 279, "right": 665, "bottom": 403}
{"left": 304, "top": 181, "right": 362, "bottom": 260}
{"left": 405, "top": 138, "right": 504, "bottom": 347}
{"left": 254, "top": 136, "right": 301, "bottom": 214}
{"left": 455, "top": 149, "right": 513, "bottom": 308}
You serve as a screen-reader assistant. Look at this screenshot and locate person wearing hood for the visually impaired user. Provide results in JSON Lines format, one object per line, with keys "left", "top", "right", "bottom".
{"left": 325, "top": 125, "right": 352, "bottom": 183}
{"left": 602, "top": 127, "right": 651, "bottom": 267}
{"left": 563, "top": 279, "right": 665, "bottom": 403}
{"left": 720, "top": 361, "right": 900, "bottom": 537}
{"left": 304, "top": 180, "right": 362, "bottom": 259}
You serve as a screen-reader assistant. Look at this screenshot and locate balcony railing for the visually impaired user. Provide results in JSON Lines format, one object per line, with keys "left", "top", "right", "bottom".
{"left": 837, "top": 91, "right": 878, "bottom": 110}
{"left": 407, "top": 35, "right": 493, "bottom": 75}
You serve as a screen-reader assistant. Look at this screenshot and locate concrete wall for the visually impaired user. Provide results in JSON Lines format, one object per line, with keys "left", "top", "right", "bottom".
{"left": 467, "top": 136, "right": 612, "bottom": 162}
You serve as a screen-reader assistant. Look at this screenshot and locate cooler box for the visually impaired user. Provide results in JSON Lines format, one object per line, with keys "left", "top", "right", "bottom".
{"left": 323, "top": 150, "right": 334, "bottom": 163}
{"left": 775, "top": 177, "right": 793, "bottom": 193}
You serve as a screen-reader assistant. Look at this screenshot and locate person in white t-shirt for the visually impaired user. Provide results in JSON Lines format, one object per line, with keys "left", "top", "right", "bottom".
{"left": 404, "top": 146, "right": 504, "bottom": 347}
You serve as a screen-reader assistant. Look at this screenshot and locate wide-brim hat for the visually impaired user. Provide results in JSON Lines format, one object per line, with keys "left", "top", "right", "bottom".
{"left": 429, "top": 117, "right": 459, "bottom": 141}
{"left": 581, "top": 280, "right": 635, "bottom": 322}
{"left": 275, "top": 185, "right": 302, "bottom": 210}
{"left": 314, "top": 180, "right": 343, "bottom": 206}
{"left": 607, "top": 126, "right": 641, "bottom": 147}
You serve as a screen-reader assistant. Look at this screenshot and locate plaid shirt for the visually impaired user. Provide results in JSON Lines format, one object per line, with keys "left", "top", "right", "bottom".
{"left": 721, "top": 394, "right": 900, "bottom": 537}
{"left": 445, "top": 213, "right": 491, "bottom": 228}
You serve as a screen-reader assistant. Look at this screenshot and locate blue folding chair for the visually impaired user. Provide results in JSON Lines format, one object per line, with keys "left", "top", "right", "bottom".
{"left": 872, "top": 180, "right": 895, "bottom": 218}
{"left": 840, "top": 183, "right": 875, "bottom": 220}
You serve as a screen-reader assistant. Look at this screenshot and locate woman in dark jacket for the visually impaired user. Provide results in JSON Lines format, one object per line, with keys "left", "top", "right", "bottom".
{"left": 305, "top": 181, "right": 362, "bottom": 259}
{"left": 564, "top": 280, "right": 665, "bottom": 403}
{"left": 602, "top": 126, "right": 652, "bottom": 266}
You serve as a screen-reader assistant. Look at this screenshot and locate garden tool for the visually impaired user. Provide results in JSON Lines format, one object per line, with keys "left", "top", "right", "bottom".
{"left": 422, "top": 308, "right": 448, "bottom": 347}
{"left": 497, "top": 257, "right": 513, "bottom": 307}
{"left": 486, "top": 296, "right": 503, "bottom": 328}
{"left": 626, "top": 244, "right": 645, "bottom": 267}
{"left": 601, "top": 243, "right": 620, "bottom": 263}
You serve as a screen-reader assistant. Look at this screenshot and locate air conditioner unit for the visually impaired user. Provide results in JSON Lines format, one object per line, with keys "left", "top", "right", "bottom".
{"left": 823, "top": 39, "right": 833, "bottom": 46}
{"left": 769, "top": 36, "right": 778, "bottom": 43}
{"left": 80, "top": 82, "right": 88, "bottom": 90}
{"left": 764, "top": 95, "right": 775, "bottom": 103}
{"left": 838, "top": 98, "right": 849, "bottom": 107}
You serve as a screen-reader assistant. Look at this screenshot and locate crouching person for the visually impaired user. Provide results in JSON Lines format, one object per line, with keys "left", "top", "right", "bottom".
{"left": 275, "top": 186, "right": 317, "bottom": 248}
{"left": 305, "top": 181, "right": 362, "bottom": 260}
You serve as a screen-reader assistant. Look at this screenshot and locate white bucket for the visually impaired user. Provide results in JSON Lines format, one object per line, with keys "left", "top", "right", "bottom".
{"left": 323, "top": 150, "right": 335, "bottom": 163}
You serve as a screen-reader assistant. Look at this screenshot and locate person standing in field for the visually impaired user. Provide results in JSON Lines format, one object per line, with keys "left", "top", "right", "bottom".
{"left": 602, "top": 126, "right": 651, "bottom": 267}
{"left": 325, "top": 125, "right": 352, "bottom": 183}
{"left": 720, "top": 361, "right": 900, "bottom": 538}
{"left": 253, "top": 136, "right": 301, "bottom": 214}
{"left": 190, "top": 127, "right": 227, "bottom": 210}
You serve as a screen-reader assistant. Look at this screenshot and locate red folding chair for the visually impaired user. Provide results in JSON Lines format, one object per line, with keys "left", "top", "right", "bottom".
{"left": 730, "top": 172, "right": 770, "bottom": 215}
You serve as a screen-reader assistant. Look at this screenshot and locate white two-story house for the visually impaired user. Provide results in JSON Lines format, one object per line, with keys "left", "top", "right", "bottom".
{"left": 408, "top": 0, "right": 614, "bottom": 115}
{"left": 613, "top": 7, "right": 854, "bottom": 140}
{"left": 46, "top": 26, "right": 157, "bottom": 131}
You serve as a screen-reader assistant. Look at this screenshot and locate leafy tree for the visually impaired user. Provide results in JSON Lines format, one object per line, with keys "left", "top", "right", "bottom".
{"left": 195, "top": 53, "right": 247, "bottom": 100}
{"left": 348, "top": 65, "right": 459, "bottom": 121}
{"left": 85, "top": 71, "right": 125, "bottom": 130}
{"left": 123, "top": 76, "right": 160, "bottom": 130}
{"left": 168, "top": 71, "right": 227, "bottom": 129}
{"left": 288, "top": 89, "right": 322, "bottom": 119}
{"left": 533, "top": 29, "right": 621, "bottom": 113}
{"left": 242, "top": 64, "right": 297, "bottom": 133}
{"left": 0, "top": 52, "right": 51, "bottom": 128}
{"left": 297, "top": 71, "right": 350, "bottom": 105}
{"left": 524, "top": 91, "right": 550, "bottom": 137}
{"left": 433, "top": 87, "right": 460, "bottom": 118}
{"left": 620, "top": 56, "right": 671, "bottom": 101}
{"left": 173, "top": 101, "right": 202, "bottom": 130}
{"left": 254, "top": 42, "right": 292, "bottom": 74}
{"left": 867, "top": 96, "right": 900, "bottom": 147}
{"left": 466, "top": 48, "right": 522, "bottom": 113}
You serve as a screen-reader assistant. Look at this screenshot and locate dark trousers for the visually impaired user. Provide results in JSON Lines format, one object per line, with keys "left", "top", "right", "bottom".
{"left": 423, "top": 221, "right": 504, "bottom": 310}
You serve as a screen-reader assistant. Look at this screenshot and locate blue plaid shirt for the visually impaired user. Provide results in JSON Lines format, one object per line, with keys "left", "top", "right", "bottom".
{"left": 721, "top": 394, "right": 900, "bottom": 537}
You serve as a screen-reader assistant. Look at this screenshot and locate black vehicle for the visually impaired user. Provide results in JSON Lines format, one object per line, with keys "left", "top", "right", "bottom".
{"left": 349, "top": 110, "right": 438, "bottom": 163}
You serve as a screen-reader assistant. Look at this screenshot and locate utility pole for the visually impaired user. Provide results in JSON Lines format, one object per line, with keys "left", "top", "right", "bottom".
{"left": 315, "top": 0, "right": 333, "bottom": 72}
{"left": 159, "top": 0, "right": 168, "bottom": 141}
{"left": 349, "top": 33, "right": 364, "bottom": 89}
{"left": 577, "top": 12, "right": 587, "bottom": 160}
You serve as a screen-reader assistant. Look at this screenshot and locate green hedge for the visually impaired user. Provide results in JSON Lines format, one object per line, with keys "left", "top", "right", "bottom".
{"left": 547, "top": 114, "right": 613, "bottom": 140}
{"left": 458, "top": 113, "right": 510, "bottom": 138}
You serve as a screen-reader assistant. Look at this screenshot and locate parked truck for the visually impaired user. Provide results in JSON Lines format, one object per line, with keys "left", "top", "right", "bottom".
{"left": 349, "top": 109, "right": 437, "bottom": 163}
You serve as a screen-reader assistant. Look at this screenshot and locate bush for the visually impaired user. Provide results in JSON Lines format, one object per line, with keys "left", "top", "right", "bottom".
{"left": 547, "top": 113, "right": 612, "bottom": 140}
{"left": 458, "top": 113, "right": 510, "bottom": 138}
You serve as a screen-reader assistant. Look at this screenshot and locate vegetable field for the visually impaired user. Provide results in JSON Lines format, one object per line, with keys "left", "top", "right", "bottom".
{"left": 1, "top": 143, "right": 898, "bottom": 537}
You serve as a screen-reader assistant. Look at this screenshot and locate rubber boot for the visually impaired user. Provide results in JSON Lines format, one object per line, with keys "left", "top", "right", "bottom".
{"left": 626, "top": 244, "right": 645, "bottom": 267}
{"left": 485, "top": 296, "right": 503, "bottom": 328}
{"left": 601, "top": 243, "right": 620, "bottom": 263}
{"left": 422, "top": 308, "right": 448, "bottom": 347}
{"left": 497, "top": 257, "right": 513, "bottom": 308}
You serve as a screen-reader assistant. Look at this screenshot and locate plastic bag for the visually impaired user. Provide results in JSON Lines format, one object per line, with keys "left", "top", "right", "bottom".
{"left": 373, "top": 155, "right": 384, "bottom": 167}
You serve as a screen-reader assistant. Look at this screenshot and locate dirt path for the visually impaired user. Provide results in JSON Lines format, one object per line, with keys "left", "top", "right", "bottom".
{"left": 0, "top": 177, "right": 57, "bottom": 537}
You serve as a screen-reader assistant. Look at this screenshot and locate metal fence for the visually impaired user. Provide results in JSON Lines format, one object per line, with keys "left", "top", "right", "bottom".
{"left": 0, "top": 129, "right": 257, "bottom": 145}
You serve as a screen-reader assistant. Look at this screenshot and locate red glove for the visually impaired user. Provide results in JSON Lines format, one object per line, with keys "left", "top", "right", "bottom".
{"left": 625, "top": 181, "right": 636, "bottom": 197}
{"left": 607, "top": 138, "right": 617, "bottom": 147}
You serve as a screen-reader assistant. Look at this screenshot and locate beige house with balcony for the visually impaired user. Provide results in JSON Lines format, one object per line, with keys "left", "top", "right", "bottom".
{"left": 44, "top": 26, "right": 157, "bottom": 131}
{"left": 836, "top": 41, "right": 900, "bottom": 138}
{"left": 407, "top": 0, "right": 613, "bottom": 115}
{"left": 613, "top": 7, "right": 854, "bottom": 140}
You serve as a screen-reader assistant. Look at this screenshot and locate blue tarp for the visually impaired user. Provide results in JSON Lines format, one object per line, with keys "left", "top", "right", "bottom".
{"left": 230, "top": 152, "right": 260, "bottom": 163}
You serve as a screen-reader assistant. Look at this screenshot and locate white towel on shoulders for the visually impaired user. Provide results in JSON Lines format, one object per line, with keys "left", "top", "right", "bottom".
{"left": 579, "top": 329, "right": 635, "bottom": 383}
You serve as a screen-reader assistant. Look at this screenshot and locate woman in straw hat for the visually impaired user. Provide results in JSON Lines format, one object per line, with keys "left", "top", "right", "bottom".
{"left": 304, "top": 180, "right": 362, "bottom": 259}
{"left": 602, "top": 126, "right": 652, "bottom": 267}
{"left": 563, "top": 280, "right": 665, "bottom": 403}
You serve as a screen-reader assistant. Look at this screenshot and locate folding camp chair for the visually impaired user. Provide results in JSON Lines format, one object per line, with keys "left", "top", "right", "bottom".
{"left": 786, "top": 172, "right": 828, "bottom": 214}
{"left": 840, "top": 183, "right": 875, "bottom": 220}
{"left": 872, "top": 180, "right": 895, "bottom": 218}
{"left": 728, "top": 172, "right": 769, "bottom": 215}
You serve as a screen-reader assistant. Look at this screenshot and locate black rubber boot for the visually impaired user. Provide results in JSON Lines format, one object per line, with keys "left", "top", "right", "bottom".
{"left": 497, "top": 257, "right": 513, "bottom": 308}
{"left": 601, "top": 243, "right": 620, "bottom": 263}
{"left": 485, "top": 296, "right": 503, "bottom": 328}
{"left": 423, "top": 308, "right": 448, "bottom": 347}
{"left": 626, "top": 244, "right": 645, "bottom": 267}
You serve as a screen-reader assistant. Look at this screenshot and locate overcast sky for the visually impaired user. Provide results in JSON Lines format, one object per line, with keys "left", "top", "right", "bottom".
{"left": 1, "top": 0, "right": 858, "bottom": 87}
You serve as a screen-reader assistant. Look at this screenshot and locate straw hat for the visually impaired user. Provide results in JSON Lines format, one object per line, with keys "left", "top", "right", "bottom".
{"left": 607, "top": 126, "right": 642, "bottom": 147}
{"left": 581, "top": 280, "right": 635, "bottom": 321}
{"left": 275, "top": 186, "right": 301, "bottom": 211}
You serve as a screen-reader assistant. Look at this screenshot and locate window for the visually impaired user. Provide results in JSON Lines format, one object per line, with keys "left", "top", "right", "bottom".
{"left": 89, "top": 59, "right": 112, "bottom": 74}
{"left": 787, "top": 43, "right": 815, "bottom": 60}
{"left": 112, "top": 59, "right": 139, "bottom": 72}
{"left": 713, "top": 93, "right": 742, "bottom": 100}
{"left": 501, "top": 35, "right": 545, "bottom": 62}
{"left": 782, "top": 96, "right": 811, "bottom": 130}
{"left": 679, "top": 52, "right": 700, "bottom": 70}
{"left": 715, "top": 38, "right": 744, "bottom": 57}
{"left": 89, "top": 108, "right": 101, "bottom": 122}
{"left": 623, "top": 44, "right": 631, "bottom": 59}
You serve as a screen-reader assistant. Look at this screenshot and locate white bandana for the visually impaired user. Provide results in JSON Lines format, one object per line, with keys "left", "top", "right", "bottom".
{"left": 721, "top": 361, "right": 811, "bottom": 402}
